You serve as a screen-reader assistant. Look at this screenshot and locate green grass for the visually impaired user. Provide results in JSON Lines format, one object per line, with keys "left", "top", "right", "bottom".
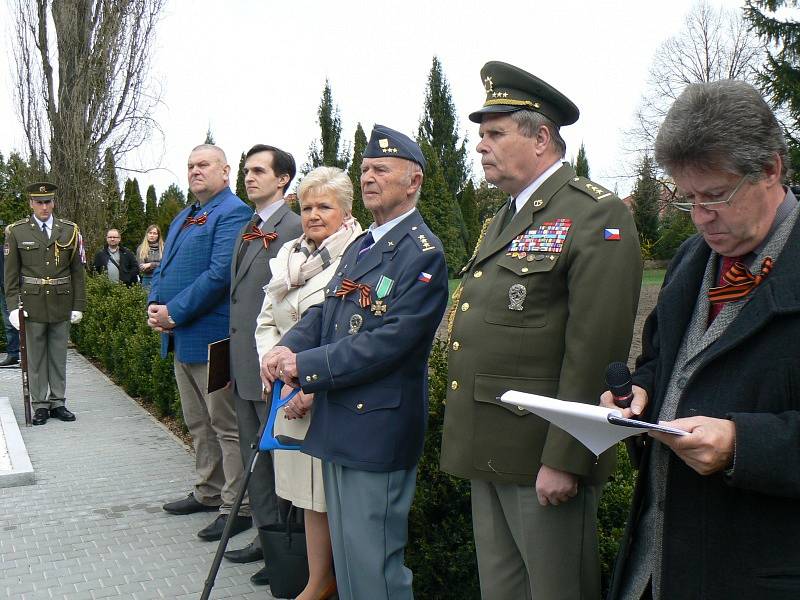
{"left": 642, "top": 268, "right": 666, "bottom": 287}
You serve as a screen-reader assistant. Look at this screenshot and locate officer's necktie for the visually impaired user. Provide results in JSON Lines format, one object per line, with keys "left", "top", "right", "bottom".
{"left": 356, "top": 231, "right": 375, "bottom": 262}
{"left": 499, "top": 197, "right": 515, "bottom": 231}
{"left": 41, "top": 223, "right": 48, "bottom": 239}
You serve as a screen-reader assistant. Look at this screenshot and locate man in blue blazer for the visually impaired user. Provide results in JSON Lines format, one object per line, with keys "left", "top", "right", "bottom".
{"left": 147, "top": 144, "right": 252, "bottom": 541}
{"left": 262, "top": 125, "right": 449, "bottom": 600}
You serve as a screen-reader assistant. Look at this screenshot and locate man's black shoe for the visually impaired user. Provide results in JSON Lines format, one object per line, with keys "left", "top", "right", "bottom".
{"left": 224, "top": 541, "right": 263, "bottom": 563}
{"left": 0, "top": 355, "right": 19, "bottom": 367}
{"left": 197, "top": 513, "right": 252, "bottom": 541}
{"left": 162, "top": 493, "right": 220, "bottom": 515}
{"left": 32, "top": 408, "right": 49, "bottom": 426}
{"left": 250, "top": 566, "right": 269, "bottom": 586}
{"left": 49, "top": 406, "right": 76, "bottom": 421}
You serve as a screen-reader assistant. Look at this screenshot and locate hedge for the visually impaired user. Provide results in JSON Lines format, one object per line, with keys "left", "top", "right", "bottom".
{"left": 72, "top": 276, "right": 635, "bottom": 598}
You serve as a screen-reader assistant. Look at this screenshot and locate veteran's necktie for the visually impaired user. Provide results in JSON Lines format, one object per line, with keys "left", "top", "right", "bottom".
{"left": 356, "top": 231, "right": 375, "bottom": 263}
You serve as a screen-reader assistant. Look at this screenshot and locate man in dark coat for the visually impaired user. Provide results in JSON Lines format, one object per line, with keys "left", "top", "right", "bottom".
{"left": 604, "top": 80, "right": 800, "bottom": 600}
{"left": 262, "top": 125, "right": 448, "bottom": 600}
{"left": 222, "top": 145, "right": 302, "bottom": 583}
{"left": 440, "top": 62, "right": 642, "bottom": 600}
{"left": 92, "top": 228, "right": 139, "bottom": 286}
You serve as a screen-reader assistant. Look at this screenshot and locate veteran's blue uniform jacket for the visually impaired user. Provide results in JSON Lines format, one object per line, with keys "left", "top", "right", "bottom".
{"left": 278, "top": 210, "right": 449, "bottom": 472}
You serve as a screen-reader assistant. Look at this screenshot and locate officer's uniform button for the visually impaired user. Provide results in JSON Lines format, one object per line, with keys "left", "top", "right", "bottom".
{"left": 451, "top": 341, "right": 460, "bottom": 351}
{"left": 312, "top": 374, "right": 318, "bottom": 381}
{"left": 46, "top": 261, "right": 49, "bottom": 265}
{"left": 521, "top": 267, "right": 529, "bottom": 273}
{"left": 46, "top": 290, "right": 50, "bottom": 295}
{"left": 356, "top": 403, "right": 364, "bottom": 410}
{"left": 517, "top": 406, "right": 525, "bottom": 411}
{"left": 460, "top": 302, "right": 470, "bottom": 312}
{"left": 305, "top": 375, "right": 312, "bottom": 382}
{"left": 473, "top": 271, "right": 482, "bottom": 278}
{"left": 450, "top": 380, "right": 459, "bottom": 390}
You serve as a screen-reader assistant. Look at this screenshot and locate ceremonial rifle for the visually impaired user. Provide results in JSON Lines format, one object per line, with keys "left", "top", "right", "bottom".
{"left": 18, "top": 301, "right": 32, "bottom": 426}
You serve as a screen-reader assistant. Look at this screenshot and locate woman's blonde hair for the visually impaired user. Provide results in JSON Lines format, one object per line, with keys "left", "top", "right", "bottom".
{"left": 137, "top": 224, "right": 163, "bottom": 262}
{"left": 298, "top": 166, "right": 353, "bottom": 213}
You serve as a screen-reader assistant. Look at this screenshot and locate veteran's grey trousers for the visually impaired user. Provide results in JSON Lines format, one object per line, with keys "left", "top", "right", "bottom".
{"left": 323, "top": 462, "right": 417, "bottom": 600}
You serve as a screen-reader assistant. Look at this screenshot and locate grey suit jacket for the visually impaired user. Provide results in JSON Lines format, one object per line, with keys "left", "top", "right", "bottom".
{"left": 229, "top": 202, "right": 302, "bottom": 400}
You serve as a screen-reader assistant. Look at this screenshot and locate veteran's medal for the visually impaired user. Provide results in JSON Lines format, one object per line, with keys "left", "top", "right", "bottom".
{"left": 371, "top": 300, "right": 388, "bottom": 316}
{"left": 348, "top": 314, "right": 363, "bottom": 335}
{"left": 508, "top": 284, "right": 526, "bottom": 311}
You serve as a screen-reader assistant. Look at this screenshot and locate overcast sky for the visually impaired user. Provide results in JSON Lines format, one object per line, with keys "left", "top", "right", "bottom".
{"left": 0, "top": 0, "right": 755, "bottom": 201}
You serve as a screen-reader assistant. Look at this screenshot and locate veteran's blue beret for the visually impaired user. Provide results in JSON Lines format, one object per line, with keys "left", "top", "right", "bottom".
{"left": 363, "top": 124, "right": 427, "bottom": 172}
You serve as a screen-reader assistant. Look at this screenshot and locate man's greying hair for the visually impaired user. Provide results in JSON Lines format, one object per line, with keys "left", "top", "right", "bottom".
{"left": 511, "top": 110, "right": 567, "bottom": 158}
{"left": 191, "top": 144, "right": 228, "bottom": 164}
{"left": 245, "top": 144, "right": 297, "bottom": 193}
{"left": 655, "top": 79, "right": 788, "bottom": 180}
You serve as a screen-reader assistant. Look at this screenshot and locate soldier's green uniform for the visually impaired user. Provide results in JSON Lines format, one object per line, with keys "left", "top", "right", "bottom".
{"left": 439, "top": 62, "right": 642, "bottom": 600}
{"left": 4, "top": 182, "right": 86, "bottom": 419}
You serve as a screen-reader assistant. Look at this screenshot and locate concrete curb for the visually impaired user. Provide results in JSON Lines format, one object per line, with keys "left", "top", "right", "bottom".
{"left": 0, "top": 396, "right": 34, "bottom": 487}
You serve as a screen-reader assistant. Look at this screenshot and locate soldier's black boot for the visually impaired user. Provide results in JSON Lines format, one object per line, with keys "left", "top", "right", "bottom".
{"left": 32, "top": 408, "right": 49, "bottom": 425}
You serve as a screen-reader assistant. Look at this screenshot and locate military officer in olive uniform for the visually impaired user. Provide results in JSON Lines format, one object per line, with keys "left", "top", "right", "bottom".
{"left": 439, "top": 62, "right": 643, "bottom": 600}
{"left": 4, "top": 182, "right": 86, "bottom": 426}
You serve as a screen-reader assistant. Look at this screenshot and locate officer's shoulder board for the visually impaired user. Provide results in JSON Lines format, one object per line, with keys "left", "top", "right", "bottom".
{"left": 569, "top": 176, "right": 615, "bottom": 203}
{"left": 58, "top": 218, "right": 79, "bottom": 231}
{"left": 9, "top": 218, "right": 29, "bottom": 229}
{"left": 409, "top": 224, "right": 438, "bottom": 253}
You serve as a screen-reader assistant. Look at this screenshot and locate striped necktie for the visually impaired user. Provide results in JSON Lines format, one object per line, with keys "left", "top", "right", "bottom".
{"left": 356, "top": 231, "right": 375, "bottom": 262}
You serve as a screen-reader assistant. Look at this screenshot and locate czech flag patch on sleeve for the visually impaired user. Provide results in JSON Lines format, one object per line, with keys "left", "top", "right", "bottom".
{"left": 603, "top": 228, "right": 621, "bottom": 241}
{"left": 418, "top": 272, "right": 432, "bottom": 283}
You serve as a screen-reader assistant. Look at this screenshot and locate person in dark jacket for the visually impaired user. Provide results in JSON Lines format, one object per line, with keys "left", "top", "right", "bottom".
{"left": 603, "top": 80, "right": 800, "bottom": 600}
{"left": 92, "top": 228, "right": 139, "bottom": 286}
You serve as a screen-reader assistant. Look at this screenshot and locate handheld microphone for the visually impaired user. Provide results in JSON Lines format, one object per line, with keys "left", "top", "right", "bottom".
{"left": 605, "top": 362, "right": 633, "bottom": 409}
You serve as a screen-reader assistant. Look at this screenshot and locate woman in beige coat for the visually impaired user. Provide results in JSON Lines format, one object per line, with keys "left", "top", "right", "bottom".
{"left": 255, "top": 166, "right": 363, "bottom": 600}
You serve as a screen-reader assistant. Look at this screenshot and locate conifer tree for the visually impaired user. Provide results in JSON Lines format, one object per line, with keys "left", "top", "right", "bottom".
{"left": 304, "top": 80, "right": 349, "bottom": 172}
{"left": 0, "top": 152, "right": 38, "bottom": 232}
{"left": 575, "top": 142, "right": 590, "bottom": 178}
{"left": 745, "top": 0, "right": 800, "bottom": 180}
{"left": 235, "top": 152, "right": 248, "bottom": 203}
{"left": 145, "top": 185, "right": 158, "bottom": 226}
{"left": 631, "top": 154, "right": 661, "bottom": 250}
{"left": 418, "top": 56, "right": 470, "bottom": 196}
{"left": 418, "top": 56, "right": 472, "bottom": 252}
{"left": 458, "top": 180, "right": 480, "bottom": 252}
{"left": 205, "top": 127, "right": 215, "bottom": 145}
{"left": 474, "top": 180, "right": 508, "bottom": 221}
{"left": 418, "top": 140, "right": 467, "bottom": 274}
{"left": 123, "top": 178, "right": 147, "bottom": 249}
{"left": 101, "top": 149, "right": 123, "bottom": 230}
{"left": 158, "top": 184, "right": 186, "bottom": 235}
{"left": 347, "top": 123, "right": 371, "bottom": 228}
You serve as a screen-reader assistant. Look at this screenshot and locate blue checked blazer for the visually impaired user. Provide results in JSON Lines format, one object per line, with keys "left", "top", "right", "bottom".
{"left": 278, "top": 210, "right": 449, "bottom": 471}
{"left": 148, "top": 187, "right": 251, "bottom": 363}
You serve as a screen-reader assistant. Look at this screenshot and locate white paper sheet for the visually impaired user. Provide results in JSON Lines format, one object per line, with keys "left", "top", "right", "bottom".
{"left": 500, "top": 390, "right": 687, "bottom": 456}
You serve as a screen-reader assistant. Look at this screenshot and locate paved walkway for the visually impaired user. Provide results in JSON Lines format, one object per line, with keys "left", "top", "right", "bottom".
{"left": 0, "top": 350, "right": 275, "bottom": 599}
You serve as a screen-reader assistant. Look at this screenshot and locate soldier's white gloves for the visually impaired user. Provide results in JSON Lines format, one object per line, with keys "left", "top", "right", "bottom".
{"left": 8, "top": 309, "right": 27, "bottom": 330}
{"left": 70, "top": 311, "right": 83, "bottom": 324}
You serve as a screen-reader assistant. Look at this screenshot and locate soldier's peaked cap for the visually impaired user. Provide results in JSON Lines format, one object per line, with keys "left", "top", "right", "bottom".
{"left": 26, "top": 182, "right": 58, "bottom": 199}
{"left": 469, "top": 61, "right": 579, "bottom": 127}
{"left": 363, "top": 124, "right": 427, "bottom": 173}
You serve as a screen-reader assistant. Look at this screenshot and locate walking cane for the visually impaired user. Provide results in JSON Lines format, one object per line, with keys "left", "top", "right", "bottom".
{"left": 18, "top": 302, "right": 32, "bottom": 426}
{"left": 200, "top": 381, "right": 302, "bottom": 600}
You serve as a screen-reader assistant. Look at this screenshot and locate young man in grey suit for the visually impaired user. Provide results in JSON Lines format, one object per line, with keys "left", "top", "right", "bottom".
{"left": 223, "top": 144, "right": 302, "bottom": 585}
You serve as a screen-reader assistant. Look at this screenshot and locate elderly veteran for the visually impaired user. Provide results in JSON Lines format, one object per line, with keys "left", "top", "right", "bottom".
{"left": 603, "top": 80, "right": 800, "bottom": 600}
{"left": 261, "top": 125, "right": 449, "bottom": 600}
{"left": 4, "top": 182, "right": 86, "bottom": 425}
{"left": 439, "top": 61, "right": 642, "bottom": 600}
{"left": 255, "top": 166, "right": 362, "bottom": 600}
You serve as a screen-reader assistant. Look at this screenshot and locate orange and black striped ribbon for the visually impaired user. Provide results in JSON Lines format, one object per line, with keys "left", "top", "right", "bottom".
{"left": 242, "top": 226, "right": 278, "bottom": 249}
{"left": 335, "top": 278, "right": 372, "bottom": 308}
{"left": 182, "top": 214, "right": 208, "bottom": 229}
{"left": 708, "top": 256, "right": 773, "bottom": 304}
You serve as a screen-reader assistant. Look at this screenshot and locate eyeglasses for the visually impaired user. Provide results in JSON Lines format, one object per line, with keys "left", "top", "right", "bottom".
{"left": 671, "top": 175, "right": 748, "bottom": 212}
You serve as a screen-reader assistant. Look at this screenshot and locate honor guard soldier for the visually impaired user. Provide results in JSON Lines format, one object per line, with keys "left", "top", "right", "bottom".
{"left": 4, "top": 182, "right": 86, "bottom": 425}
{"left": 439, "top": 62, "right": 643, "bottom": 600}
